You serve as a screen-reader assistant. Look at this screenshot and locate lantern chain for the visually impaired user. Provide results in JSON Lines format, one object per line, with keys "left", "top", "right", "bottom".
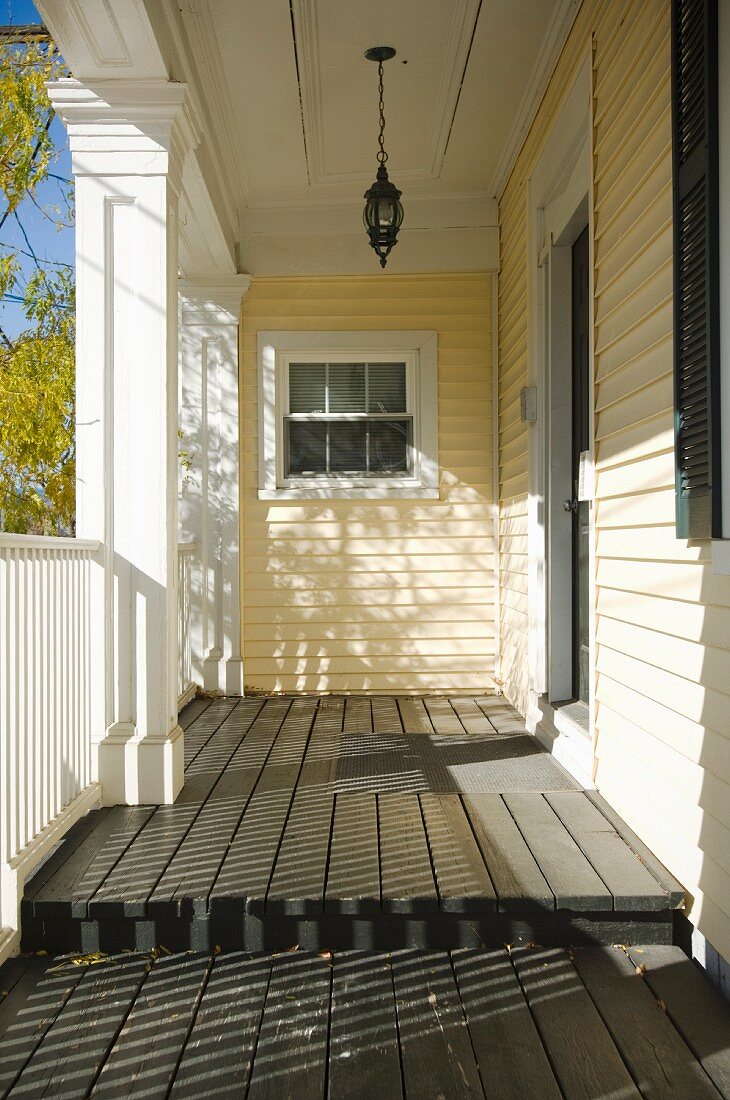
{"left": 377, "top": 59, "right": 388, "bottom": 164}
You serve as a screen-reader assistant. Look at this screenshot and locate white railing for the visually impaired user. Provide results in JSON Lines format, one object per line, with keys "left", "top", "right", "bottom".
{"left": 178, "top": 541, "right": 196, "bottom": 706}
{"left": 0, "top": 534, "right": 101, "bottom": 942}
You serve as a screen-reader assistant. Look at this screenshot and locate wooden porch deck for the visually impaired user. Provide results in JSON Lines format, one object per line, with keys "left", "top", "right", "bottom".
{"left": 22, "top": 695, "right": 683, "bottom": 954}
{"left": 1, "top": 944, "right": 729, "bottom": 1098}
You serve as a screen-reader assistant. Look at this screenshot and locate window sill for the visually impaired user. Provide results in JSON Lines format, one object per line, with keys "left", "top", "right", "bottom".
{"left": 257, "top": 486, "right": 441, "bottom": 501}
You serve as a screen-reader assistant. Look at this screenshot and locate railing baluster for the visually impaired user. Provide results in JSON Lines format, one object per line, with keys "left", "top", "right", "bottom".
{"left": 0, "top": 534, "right": 101, "bottom": 930}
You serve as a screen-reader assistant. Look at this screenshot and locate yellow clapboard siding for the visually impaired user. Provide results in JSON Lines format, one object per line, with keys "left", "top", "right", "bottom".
{"left": 241, "top": 273, "right": 494, "bottom": 694}
{"left": 596, "top": 587, "right": 730, "bottom": 651}
{"left": 243, "top": 602, "right": 493, "bottom": 625}
{"left": 243, "top": 673, "right": 496, "bottom": 694}
{"left": 244, "top": 587, "right": 494, "bottom": 609}
{"left": 245, "top": 620, "right": 495, "bottom": 641}
{"left": 596, "top": 414, "right": 674, "bottom": 469}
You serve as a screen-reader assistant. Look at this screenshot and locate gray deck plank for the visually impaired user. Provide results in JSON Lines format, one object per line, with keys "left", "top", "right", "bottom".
{"left": 7, "top": 955, "right": 149, "bottom": 1099}
{"left": 587, "top": 791, "right": 686, "bottom": 906}
{"left": 449, "top": 696, "right": 498, "bottom": 736}
{"left": 266, "top": 790, "right": 335, "bottom": 913}
{"left": 183, "top": 697, "right": 240, "bottom": 768}
{"left": 511, "top": 946, "right": 642, "bottom": 1099}
{"left": 246, "top": 953, "right": 331, "bottom": 1100}
{"left": 420, "top": 794, "right": 496, "bottom": 911}
{"left": 503, "top": 793, "right": 612, "bottom": 909}
{"left": 572, "top": 947, "right": 722, "bottom": 1098}
{"left": 474, "top": 698, "right": 527, "bottom": 735}
{"left": 148, "top": 700, "right": 290, "bottom": 914}
{"left": 0, "top": 958, "right": 53, "bottom": 1046}
{"left": 546, "top": 792, "right": 670, "bottom": 910}
{"left": 325, "top": 794, "right": 380, "bottom": 913}
{"left": 627, "top": 945, "right": 730, "bottom": 1098}
{"left": 423, "top": 696, "right": 464, "bottom": 735}
{"left": 392, "top": 951, "right": 484, "bottom": 1099}
{"left": 209, "top": 788, "right": 293, "bottom": 913}
{"left": 464, "top": 794, "right": 554, "bottom": 910}
{"left": 378, "top": 793, "right": 438, "bottom": 912}
{"left": 208, "top": 700, "right": 319, "bottom": 914}
{"left": 179, "top": 696, "right": 212, "bottom": 730}
{"left": 452, "top": 949, "right": 562, "bottom": 1100}
{"left": 298, "top": 697, "right": 344, "bottom": 789}
{"left": 30, "top": 807, "right": 155, "bottom": 917}
{"left": 343, "top": 696, "right": 373, "bottom": 734}
{"left": 0, "top": 961, "right": 84, "bottom": 1095}
{"left": 90, "top": 954, "right": 211, "bottom": 1099}
{"left": 329, "top": 953, "right": 403, "bottom": 1100}
{"left": 22, "top": 810, "right": 112, "bottom": 902}
{"left": 396, "top": 697, "right": 433, "bottom": 735}
{"left": 169, "top": 954, "right": 272, "bottom": 1098}
{"left": 372, "top": 696, "right": 402, "bottom": 734}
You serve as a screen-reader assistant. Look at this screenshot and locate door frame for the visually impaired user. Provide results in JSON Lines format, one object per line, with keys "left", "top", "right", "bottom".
{"left": 525, "top": 51, "right": 596, "bottom": 785}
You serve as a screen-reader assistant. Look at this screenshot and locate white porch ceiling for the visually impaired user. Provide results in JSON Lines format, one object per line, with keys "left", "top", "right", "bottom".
{"left": 38, "top": 0, "right": 578, "bottom": 275}
{"left": 188, "top": 0, "right": 564, "bottom": 207}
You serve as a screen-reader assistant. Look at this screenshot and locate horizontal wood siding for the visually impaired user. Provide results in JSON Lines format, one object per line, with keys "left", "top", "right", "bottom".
{"left": 592, "top": 0, "right": 730, "bottom": 960}
{"left": 499, "top": 0, "right": 730, "bottom": 957}
{"left": 240, "top": 274, "right": 495, "bottom": 694}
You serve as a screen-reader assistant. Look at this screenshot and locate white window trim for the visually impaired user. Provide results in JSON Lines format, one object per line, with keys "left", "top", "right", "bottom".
{"left": 257, "top": 330, "right": 439, "bottom": 500}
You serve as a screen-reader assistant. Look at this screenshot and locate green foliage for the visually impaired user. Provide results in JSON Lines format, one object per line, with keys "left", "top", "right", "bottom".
{"left": 0, "top": 38, "right": 75, "bottom": 534}
{"left": 0, "top": 41, "right": 58, "bottom": 216}
{"left": 0, "top": 270, "right": 75, "bottom": 532}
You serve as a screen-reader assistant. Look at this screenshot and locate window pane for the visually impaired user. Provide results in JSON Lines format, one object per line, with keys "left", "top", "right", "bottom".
{"left": 369, "top": 420, "right": 411, "bottom": 474}
{"left": 368, "top": 363, "right": 406, "bottom": 412}
{"left": 289, "top": 363, "right": 326, "bottom": 413}
{"left": 329, "top": 422, "right": 367, "bottom": 472}
{"left": 287, "top": 421, "right": 327, "bottom": 475}
{"left": 328, "top": 363, "right": 365, "bottom": 412}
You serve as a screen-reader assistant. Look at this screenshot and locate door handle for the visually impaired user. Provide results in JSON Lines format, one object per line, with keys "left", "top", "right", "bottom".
{"left": 563, "top": 498, "right": 578, "bottom": 513}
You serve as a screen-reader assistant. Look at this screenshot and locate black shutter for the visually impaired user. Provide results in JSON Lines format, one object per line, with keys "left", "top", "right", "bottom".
{"left": 671, "top": 0, "right": 721, "bottom": 538}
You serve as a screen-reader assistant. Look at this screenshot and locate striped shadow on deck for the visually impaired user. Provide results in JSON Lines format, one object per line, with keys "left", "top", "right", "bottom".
{"left": 0, "top": 945, "right": 727, "bottom": 1099}
{"left": 21, "top": 696, "right": 683, "bottom": 954}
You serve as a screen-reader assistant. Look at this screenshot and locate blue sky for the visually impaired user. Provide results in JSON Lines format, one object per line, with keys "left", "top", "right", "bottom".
{"left": 1, "top": 0, "right": 74, "bottom": 339}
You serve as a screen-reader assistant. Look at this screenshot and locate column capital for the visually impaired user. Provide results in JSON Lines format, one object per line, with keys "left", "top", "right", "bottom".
{"left": 47, "top": 78, "right": 200, "bottom": 191}
{"left": 179, "top": 275, "right": 252, "bottom": 326}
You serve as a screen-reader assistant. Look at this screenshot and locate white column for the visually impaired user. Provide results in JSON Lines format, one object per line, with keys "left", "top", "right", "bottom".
{"left": 49, "top": 79, "right": 200, "bottom": 804}
{"left": 179, "top": 277, "right": 250, "bottom": 696}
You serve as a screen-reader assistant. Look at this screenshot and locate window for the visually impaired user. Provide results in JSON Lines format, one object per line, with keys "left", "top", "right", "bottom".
{"left": 257, "top": 331, "right": 438, "bottom": 499}
{"left": 286, "top": 361, "right": 412, "bottom": 478}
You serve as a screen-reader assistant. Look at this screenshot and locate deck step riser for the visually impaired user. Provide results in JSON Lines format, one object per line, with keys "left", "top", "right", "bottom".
{"left": 21, "top": 909, "right": 676, "bottom": 955}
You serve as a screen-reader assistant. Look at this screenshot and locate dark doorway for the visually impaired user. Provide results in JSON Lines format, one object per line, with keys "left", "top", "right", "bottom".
{"left": 571, "top": 225, "right": 590, "bottom": 704}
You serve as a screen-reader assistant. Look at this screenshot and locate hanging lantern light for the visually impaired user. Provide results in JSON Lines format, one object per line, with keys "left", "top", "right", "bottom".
{"left": 363, "top": 46, "right": 403, "bottom": 268}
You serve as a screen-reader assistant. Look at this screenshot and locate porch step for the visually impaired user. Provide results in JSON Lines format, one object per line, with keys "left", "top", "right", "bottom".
{"left": 20, "top": 696, "right": 684, "bottom": 954}
{"left": 20, "top": 792, "right": 683, "bottom": 955}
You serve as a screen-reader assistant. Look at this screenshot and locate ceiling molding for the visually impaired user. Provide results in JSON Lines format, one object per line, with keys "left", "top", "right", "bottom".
{"left": 151, "top": 0, "right": 243, "bottom": 237}
{"left": 290, "top": 0, "right": 482, "bottom": 187}
{"left": 488, "top": 0, "right": 581, "bottom": 200}
{"left": 179, "top": 151, "right": 238, "bottom": 277}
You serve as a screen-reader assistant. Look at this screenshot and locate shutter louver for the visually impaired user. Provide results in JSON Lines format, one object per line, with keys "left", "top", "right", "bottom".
{"left": 671, "top": 0, "right": 721, "bottom": 538}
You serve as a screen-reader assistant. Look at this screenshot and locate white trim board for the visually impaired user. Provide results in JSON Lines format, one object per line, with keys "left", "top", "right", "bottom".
{"left": 524, "top": 51, "right": 595, "bottom": 779}
{"left": 257, "top": 330, "right": 439, "bottom": 501}
{"left": 490, "top": 0, "right": 583, "bottom": 199}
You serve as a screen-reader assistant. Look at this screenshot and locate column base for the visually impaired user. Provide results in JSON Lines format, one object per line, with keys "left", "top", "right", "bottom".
{"left": 96, "top": 723, "right": 184, "bottom": 805}
{"left": 203, "top": 654, "right": 244, "bottom": 696}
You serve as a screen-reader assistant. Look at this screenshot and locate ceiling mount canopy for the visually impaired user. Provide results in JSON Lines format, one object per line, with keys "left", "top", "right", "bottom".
{"left": 363, "top": 45, "right": 403, "bottom": 269}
